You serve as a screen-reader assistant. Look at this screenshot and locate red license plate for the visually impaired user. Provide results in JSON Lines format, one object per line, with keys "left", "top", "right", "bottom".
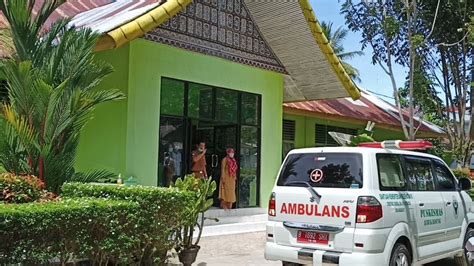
{"left": 297, "top": 230, "right": 329, "bottom": 245}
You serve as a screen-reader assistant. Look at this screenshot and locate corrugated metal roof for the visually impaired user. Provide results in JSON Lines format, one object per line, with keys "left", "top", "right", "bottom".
{"left": 245, "top": 0, "right": 360, "bottom": 102}
{"left": 0, "top": 0, "right": 168, "bottom": 54}
{"left": 284, "top": 90, "right": 445, "bottom": 136}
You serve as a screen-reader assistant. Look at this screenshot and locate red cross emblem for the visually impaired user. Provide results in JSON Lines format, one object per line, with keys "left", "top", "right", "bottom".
{"left": 310, "top": 169, "right": 324, "bottom": 183}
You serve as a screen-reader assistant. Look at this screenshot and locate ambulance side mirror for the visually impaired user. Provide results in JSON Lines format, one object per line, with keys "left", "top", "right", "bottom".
{"left": 459, "top": 178, "right": 472, "bottom": 191}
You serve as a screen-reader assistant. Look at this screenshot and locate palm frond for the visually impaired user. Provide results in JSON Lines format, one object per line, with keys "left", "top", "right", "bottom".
{"left": 338, "top": 50, "right": 365, "bottom": 60}
{"left": 321, "top": 20, "right": 362, "bottom": 83}
{"left": 1, "top": 104, "right": 38, "bottom": 152}
{"left": 0, "top": 28, "right": 15, "bottom": 57}
{"left": 341, "top": 62, "right": 361, "bottom": 83}
{"left": 80, "top": 89, "right": 126, "bottom": 110}
{"left": 71, "top": 169, "right": 116, "bottom": 183}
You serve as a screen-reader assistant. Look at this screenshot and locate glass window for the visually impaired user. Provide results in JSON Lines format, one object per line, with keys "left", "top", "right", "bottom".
{"left": 377, "top": 154, "right": 405, "bottom": 190}
{"left": 315, "top": 124, "right": 358, "bottom": 147}
{"left": 216, "top": 89, "right": 238, "bottom": 122}
{"left": 277, "top": 153, "right": 363, "bottom": 188}
{"left": 433, "top": 160, "right": 456, "bottom": 191}
{"left": 282, "top": 120, "right": 296, "bottom": 160}
{"left": 188, "top": 83, "right": 213, "bottom": 120}
{"left": 239, "top": 126, "right": 259, "bottom": 207}
{"left": 160, "top": 78, "right": 184, "bottom": 116}
{"left": 405, "top": 157, "right": 435, "bottom": 191}
{"left": 241, "top": 93, "right": 259, "bottom": 125}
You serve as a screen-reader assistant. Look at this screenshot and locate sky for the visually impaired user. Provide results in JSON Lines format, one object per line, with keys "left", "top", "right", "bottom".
{"left": 311, "top": 0, "right": 406, "bottom": 103}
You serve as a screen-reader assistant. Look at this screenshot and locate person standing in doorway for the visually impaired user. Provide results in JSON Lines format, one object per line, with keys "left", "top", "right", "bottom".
{"left": 219, "top": 148, "right": 237, "bottom": 210}
{"left": 192, "top": 142, "right": 208, "bottom": 179}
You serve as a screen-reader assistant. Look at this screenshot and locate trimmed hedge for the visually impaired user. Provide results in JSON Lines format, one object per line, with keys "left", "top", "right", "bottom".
{"left": 62, "top": 183, "right": 195, "bottom": 263}
{"left": 0, "top": 198, "right": 139, "bottom": 264}
{"left": 0, "top": 183, "right": 194, "bottom": 265}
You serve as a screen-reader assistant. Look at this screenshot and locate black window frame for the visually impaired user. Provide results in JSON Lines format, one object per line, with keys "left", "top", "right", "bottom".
{"left": 431, "top": 159, "right": 457, "bottom": 191}
{"left": 377, "top": 153, "right": 407, "bottom": 191}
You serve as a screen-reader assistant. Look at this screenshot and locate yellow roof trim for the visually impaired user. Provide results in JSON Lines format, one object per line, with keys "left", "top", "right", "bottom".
{"left": 298, "top": 0, "right": 361, "bottom": 100}
{"left": 95, "top": 0, "right": 193, "bottom": 51}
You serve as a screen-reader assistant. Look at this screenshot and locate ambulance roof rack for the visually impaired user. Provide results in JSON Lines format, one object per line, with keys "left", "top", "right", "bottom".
{"left": 358, "top": 140, "right": 433, "bottom": 150}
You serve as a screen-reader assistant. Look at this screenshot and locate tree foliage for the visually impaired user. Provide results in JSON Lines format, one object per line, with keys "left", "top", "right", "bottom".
{"left": 320, "top": 21, "right": 364, "bottom": 82}
{"left": 0, "top": 0, "right": 125, "bottom": 192}
{"left": 342, "top": 0, "right": 474, "bottom": 165}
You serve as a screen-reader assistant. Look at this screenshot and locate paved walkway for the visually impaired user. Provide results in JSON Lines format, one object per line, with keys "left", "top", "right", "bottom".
{"left": 192, "top": 232, "right": 455, "bottom": 266}
{"left": 195, "top": 232, "right": 277, "bottom": 266}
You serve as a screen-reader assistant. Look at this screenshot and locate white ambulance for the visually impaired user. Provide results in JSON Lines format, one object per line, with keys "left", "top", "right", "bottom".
{"left": 265, "top": 141, "right": 474, "bottom": 266}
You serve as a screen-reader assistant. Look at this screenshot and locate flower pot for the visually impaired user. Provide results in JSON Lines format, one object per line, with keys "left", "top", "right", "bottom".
{"left": 178, "top": 245, "right": 200, "bottom": 266}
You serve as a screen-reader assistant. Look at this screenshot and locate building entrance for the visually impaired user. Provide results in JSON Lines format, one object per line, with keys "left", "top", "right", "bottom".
{"left": 158, "top": 78, "right": 261, "bottom": 208}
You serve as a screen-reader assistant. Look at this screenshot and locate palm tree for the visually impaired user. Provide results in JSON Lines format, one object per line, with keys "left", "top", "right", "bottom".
{"left": 321, "top": 21, "right": 364, "bottom": 83}
{"left": 0, "top": 0, "right": 125, "bottom": 192}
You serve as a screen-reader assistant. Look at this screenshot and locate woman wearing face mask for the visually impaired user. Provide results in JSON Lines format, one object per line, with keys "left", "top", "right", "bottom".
{"left": 219, "top": 148, "right": 237, "bottom": 210}
{"left": 192, "top": 142, "right": 207, "bottom": 179}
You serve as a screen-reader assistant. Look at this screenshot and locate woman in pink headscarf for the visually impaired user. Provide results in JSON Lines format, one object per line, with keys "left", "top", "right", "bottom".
{"left": 219, "top": 148, "right": 238, "bottom": 210}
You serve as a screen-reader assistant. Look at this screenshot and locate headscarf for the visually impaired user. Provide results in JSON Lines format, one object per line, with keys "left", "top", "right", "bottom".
{"left": 226, "top": 148, "right": 238, "bottom": 177}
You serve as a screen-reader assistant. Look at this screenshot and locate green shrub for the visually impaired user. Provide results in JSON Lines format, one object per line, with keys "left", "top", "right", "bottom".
{"left": 348, "top": 134, "right": 375, "bottom": 147}
{"left": 62, "top": 183, "right": 194, "bottom": 264}
{"left": 0, "top": 183, "right": 194, "bottom": 265}
{"left": 0, "top": 173, "right": 48, "bottom": 203}
{"left": 0, "top": 198, "right": 140, "bottom": 264}
{"left": 452, "top": 168, "right": 470, "bottom": 179}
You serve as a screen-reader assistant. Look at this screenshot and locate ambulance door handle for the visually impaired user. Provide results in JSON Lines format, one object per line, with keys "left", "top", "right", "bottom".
{"left": 419, "top": 203, "right": 425, "bottom": 207}
{"left": 446, "top": 202, "right": 452, "bottom": 206}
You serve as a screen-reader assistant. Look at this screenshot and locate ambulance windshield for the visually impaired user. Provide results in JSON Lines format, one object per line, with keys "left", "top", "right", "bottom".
{"left": 277, "top": 153, "right": 363, "bottom": 188}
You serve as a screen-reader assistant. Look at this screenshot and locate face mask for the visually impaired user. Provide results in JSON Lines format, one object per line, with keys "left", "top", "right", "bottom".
{"left": 168, "top": 148, "right": 173, "bottom": 152}
{"left": 228, "top": 153, "right": 235, "bottom": 158}
{"left": 198, "top": 148, "right": 203, "bottom": 152}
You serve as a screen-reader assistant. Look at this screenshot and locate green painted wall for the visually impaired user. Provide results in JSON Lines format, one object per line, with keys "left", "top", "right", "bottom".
{"left": 125, "top": 39, "right": 284, "bottom": 206}
{"left": 283, "top": 113, "right": 406, "bottom": 148}
{"left": 76, "top": 45, "right": 130, "bottom": 176}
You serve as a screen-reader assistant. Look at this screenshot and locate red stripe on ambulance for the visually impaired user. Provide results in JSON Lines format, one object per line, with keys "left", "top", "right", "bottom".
{"left": 280, "top": 203, "right": 350, "bottom": 218}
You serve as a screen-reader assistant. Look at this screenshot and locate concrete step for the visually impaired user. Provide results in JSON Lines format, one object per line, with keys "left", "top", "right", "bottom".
{"left": 199, "top": 208, "right": 268, "bottom": 237}
{"left": 200, "top": 220, "right": 267, "bottom": 237}
{"left": 204, "top": 213, "right": 267, "bottom": 226}
{"left": 205, "top": 207, "right": 266, "bottom": 217}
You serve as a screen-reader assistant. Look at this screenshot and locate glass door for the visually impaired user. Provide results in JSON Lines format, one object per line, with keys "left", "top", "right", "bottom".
{"left": 238, "top": 125, "right": 259, "bottom": 208}
{"left": 159, "top": 77, "right": 261, "bottom": 208}
{"left": 212, "top": 125, "right": 238, "bottom": 207}
{"left": 158, "top": 116, "right": 185, "bottom": 187}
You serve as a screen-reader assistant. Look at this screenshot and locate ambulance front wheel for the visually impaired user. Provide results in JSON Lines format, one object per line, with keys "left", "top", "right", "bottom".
{"left": 455, "top": 228, "right": 474, "bottom": 266}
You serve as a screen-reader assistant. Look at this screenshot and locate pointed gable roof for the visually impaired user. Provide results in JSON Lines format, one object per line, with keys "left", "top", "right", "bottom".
{"left": 0, "top": 0, "right": 360, "bottom": 101}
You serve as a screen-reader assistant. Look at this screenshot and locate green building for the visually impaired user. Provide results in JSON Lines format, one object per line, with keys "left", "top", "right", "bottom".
{"left": 71, "top": 0, "right": 365, "bottom": 208}
{"left": 1, "top": 0, "right": 371, "bottom": 209}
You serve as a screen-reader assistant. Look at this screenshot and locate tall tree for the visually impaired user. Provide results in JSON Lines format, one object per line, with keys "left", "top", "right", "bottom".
{"left": 0, "top": 0, "right": 124, "bottom": 192}
{"left": 342, "top": 0, "right": 474, "bottom": 166}
{"left": 341, "top": 0, "right": 422, "bottom": 140}
{"left": 321, "top": 21, "right": 364, "bottom": 82}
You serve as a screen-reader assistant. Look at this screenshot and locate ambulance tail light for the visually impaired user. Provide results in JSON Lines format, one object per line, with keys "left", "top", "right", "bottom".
{"left": 268, "top": 192, "right": 276, "bottom": 217}
{"left": 358, "top": 140, "right": 433, "bottom": 150}
{"left": 356, "top": 196, "right": 382, "bottom": 223}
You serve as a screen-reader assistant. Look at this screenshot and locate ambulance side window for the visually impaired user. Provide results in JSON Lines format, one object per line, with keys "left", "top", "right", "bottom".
{"left": 432, "top": 160, "right": 456, "bottom": 191}
{"left": 404, "top": 157, "right": 435, "bottom": 191}
{"left": 377, "top": 154, "right": 406, "bottom": 191}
